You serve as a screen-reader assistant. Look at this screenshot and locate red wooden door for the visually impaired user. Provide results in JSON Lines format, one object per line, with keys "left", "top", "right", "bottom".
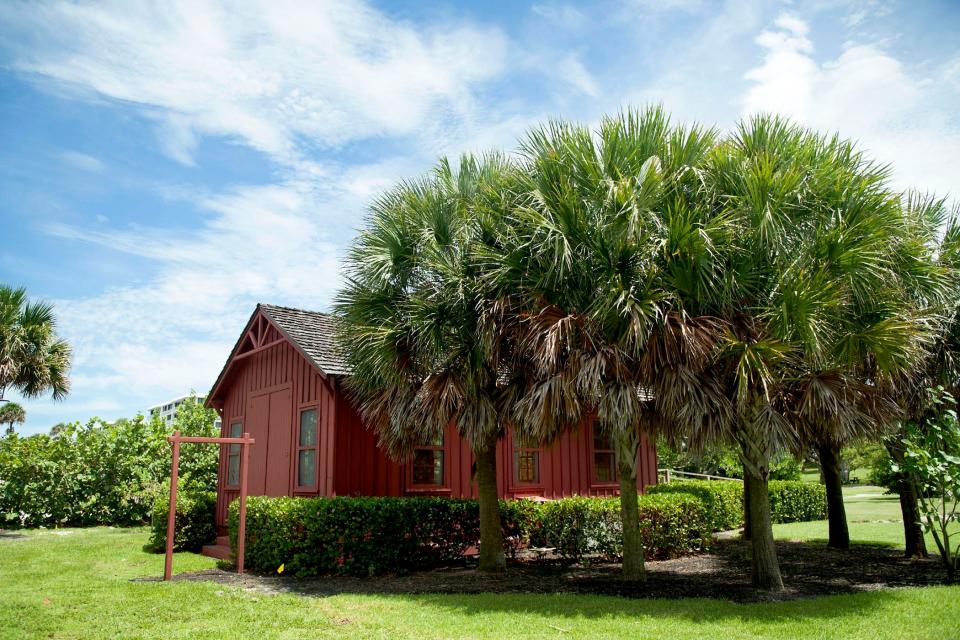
{"left": 265, "top": 387, "right": 292, "bottom": 495}
{"left": 247, "top": 386, "right": 292, "bottom": 496}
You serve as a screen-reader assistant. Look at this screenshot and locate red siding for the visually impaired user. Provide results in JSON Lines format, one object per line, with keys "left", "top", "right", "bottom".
{"left": 212, "top": 309, "right": 658, "bottom": 528}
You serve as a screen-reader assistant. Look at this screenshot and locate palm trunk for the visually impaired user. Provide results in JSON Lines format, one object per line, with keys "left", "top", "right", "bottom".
{"left": 616, "top": 432, "right": 645, "bottom": 581}
{"left": 742, "top": 473, "right": 752, "bottom": 540}
{"left": 817, "top": 440, "right": 849, "bottom": 550}
{"left": 738, "top": 424, "right": 784, "bottom": 592}
{"left": 885, "top": 440, "right": 928, "bottom": 558}
{"left": 475, "top": 442, "right": 506, "bottom": 572}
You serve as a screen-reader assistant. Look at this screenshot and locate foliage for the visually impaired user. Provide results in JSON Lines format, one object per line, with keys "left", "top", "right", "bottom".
{"left": 655, "top": 438, "right": 802, "bottom": 481}
{"left": 0, "top": 395, "right": 219, "bottom": 528}
{"left": 0, "top": 285, "right": 71, "bottom": 402}
{"left": 232, "top": 483, "right": 828, "bottom": 575}
{"left": 148, "top": 489, "right": 217, "bottom": 552}
{"left": 897, "top": 387, "right": 960, "bottom": 579}
{"left": 647, "top": 480, "right": 744, "bottom": 531}
{"left": 528, "top": 494, "right": 712, "bottom": 563}
{"left": 230, "top": 496, "right": 490, "bottom": 577}
{"left": 768, "top": 481, "right": 828, "bottom": 523}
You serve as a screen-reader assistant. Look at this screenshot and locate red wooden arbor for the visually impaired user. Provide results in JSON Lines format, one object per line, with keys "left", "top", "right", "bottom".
{"left": 163, "top": 430, "right": 255, "bottom": 581}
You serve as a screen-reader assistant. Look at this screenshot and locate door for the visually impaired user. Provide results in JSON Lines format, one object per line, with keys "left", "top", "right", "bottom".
{"left": 246, "top": 387, "right": 293, "bottom": 496}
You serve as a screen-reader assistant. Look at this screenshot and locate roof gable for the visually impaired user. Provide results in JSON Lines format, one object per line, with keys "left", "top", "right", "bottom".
{"left": 206, "top": 303, "right": 349, "bottom": 408}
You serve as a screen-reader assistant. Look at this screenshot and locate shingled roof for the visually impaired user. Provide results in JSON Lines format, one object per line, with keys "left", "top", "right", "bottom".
{"left": 258, "top": 304, "right": 351, "bottom": 376}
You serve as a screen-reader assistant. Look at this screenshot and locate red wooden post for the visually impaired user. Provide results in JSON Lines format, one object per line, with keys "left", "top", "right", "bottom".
{"left": 163, "top": 431, "right": 181, "bottom": 581}
{"left": 237, "top": 432, "right": 251, "bottom": 575}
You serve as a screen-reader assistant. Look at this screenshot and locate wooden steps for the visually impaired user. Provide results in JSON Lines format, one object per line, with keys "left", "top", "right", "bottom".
{"left": 201, "top": 536, "right": 232, "bottom": 561}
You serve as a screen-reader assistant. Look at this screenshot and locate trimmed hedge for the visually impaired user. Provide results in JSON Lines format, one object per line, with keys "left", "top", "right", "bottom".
{"left": 647, "top": 479, "right": 827, "bottom": 530}
{"left": 228, "top": 496, "right": 535, "bottom": 577}
{"left": 228, "top": 480, "right": 826, "bottom": 576}
{"left": 769, "top": 480, "right": 827, "bottom": 523}
{"left": 527, "top": 494, "right": 711, "bottom": 562}
{"left": 148, "top": 490, "right": 217, "bottom": 552}
{"left": 647, "top": 480, "right": 743, "bottom": 531}
{"left": 232, "top": 492, "right": 712, "bottom": 575}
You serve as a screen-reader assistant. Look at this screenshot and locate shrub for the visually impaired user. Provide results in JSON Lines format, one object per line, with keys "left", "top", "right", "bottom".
{"left": 511, "top": 493, "right": 710, "bottom": 563}
{"left": 148, "top": 489, "right": 217, "bottom": 552}
{"left": 0, "top": 398, "right": 219, "bottom": 529}
{"left": 768, "top": 480, "right": 827, "bottom": 523}
{"left": 647, "top": 480, "right": 743, "bottom": 531}
{"left": 229, "top": 496, "right": 489, "bottom": 577}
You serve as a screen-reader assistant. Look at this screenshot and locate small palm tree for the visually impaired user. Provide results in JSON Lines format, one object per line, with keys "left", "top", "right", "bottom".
{"left": 0, "top": 285, "right": 71, "bottom": 402}
{"left": 0, "top": 401, "right": 25, "bottom": 434}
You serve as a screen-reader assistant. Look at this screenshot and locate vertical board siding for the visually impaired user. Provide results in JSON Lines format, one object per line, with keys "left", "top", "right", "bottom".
{"left": 214, "top": 312, "right": 334, "bottom": 527}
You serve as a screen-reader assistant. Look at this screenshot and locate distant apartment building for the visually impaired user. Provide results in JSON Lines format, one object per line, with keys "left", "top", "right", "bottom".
{"left": 148, "top": 394, "right": 221, "bottom": 428}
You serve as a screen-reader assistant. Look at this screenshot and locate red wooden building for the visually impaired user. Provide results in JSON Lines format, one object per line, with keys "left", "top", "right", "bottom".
{"left": 205, "top": 304, "right": 658, "bottom": 529}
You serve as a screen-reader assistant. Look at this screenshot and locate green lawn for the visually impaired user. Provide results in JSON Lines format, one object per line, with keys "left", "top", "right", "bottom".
{"left": 1, "top": 524, "right": 958, "bottom": 639}
{"left": 773, "top": 485, "right": 959, "bottom": 550}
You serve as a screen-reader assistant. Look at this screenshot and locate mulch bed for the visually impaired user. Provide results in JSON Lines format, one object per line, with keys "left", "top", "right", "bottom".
{"left": 151, "top": 539, "right": 952, "bottom": 603}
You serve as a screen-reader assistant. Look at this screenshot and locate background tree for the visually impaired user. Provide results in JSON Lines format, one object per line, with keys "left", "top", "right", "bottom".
{"left": 336, "top": 155, "right": 524, "bottom": 572}
{"left": 0, "top": 401, "right": 25, "bottom": 434}
{"left": 0, "top": 285, "right": 71, "bottom": 403}
{"left": 870, "top": 194, "right": 960, "bottom": 558}
{"left": 898, "top": 386, "right": 960, "bottom": 581}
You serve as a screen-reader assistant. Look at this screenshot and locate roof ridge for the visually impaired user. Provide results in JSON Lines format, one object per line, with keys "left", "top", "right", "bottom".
{"left": 258, "top": 302, "right": 332, "bottom": 316}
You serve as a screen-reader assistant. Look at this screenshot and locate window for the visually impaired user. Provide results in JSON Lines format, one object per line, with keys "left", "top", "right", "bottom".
{"left": 411, "top": 433, "right": 444, "bottom": 486}
{"left": 593, "top": 430, "right": 617, "bottom": 484}
{"left": 297, "top": 408, "right": 318, "bottom": 488}
{"left": 513, "top": 440, "right": 541, "bottom": 485}
{"left": 226, "top": 422, "right": 242, "bottom": 486}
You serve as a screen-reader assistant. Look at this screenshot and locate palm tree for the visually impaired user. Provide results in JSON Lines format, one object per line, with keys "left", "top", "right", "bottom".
{"left": 694, "top": 116, "right": 941, "bottom": 588}
{"left": 0, "top": 401, "right": 25, "bottom": 434}
{"left": 780, "top": 140, "right": 941, "bottom": 550}
{"left": 0, "top": 285, "right": 71, "bottom": 402}
{"left": 486, "top": 107, "right": 724, "bottom": 581}
{"left": 335, "top": 154, "right": 524, "bottom": 572}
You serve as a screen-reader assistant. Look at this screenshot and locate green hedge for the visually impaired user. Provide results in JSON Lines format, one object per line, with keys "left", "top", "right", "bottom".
{"left": 233, "top": 492, "right": 711, "bottom": 575}
{"left": 769, "top": 480, "right": 827, "bottom": 523}
{"left": 229, "top": 481, "right": 826, "bottom": 576}
{"left": 647, "top": 479, "right": 827, "bottom": 530}
{"left": 647, "top": 480, "right": 743, "bottom": 531}
{"left": 526, "top": 494, "right": 711, "bottom": 563}
{"left": 148, "top": 490, "right": 217, "bottom": 552}
{"left": 229, "top": 496, "right": 537, "bottom": 577}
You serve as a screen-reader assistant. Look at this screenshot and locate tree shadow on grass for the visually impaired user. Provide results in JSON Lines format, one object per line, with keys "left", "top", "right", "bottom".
{"left": 165, "top": 540, "right": 951, "bottom": 609}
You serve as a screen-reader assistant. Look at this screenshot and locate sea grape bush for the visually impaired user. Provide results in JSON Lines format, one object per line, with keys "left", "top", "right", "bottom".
{"left": 148, "top": 489, "right": 217, "bottom": 552}
{"left": 0, "top": 397, "right": 219, "bottom": 528}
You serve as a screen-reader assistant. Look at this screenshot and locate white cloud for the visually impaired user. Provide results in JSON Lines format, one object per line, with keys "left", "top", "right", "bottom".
{"left": 60, "top": 150, "right": 104, "bottom": 173}
{"left": 2, "top": 0, "right": 508, "bottom": 167}
{"left": 0, "top": 0, "right": 519, "bottom": 431}
{"left": 743, "top": 12, "right": 960, "bottom": 199}
{"left": 45, "top": 177, "right": 344, "bottom": 420}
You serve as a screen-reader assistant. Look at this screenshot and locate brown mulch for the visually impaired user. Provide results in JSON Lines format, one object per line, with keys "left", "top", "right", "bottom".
{"left": 148, "top": 540, "right": 951, "bottom": 603}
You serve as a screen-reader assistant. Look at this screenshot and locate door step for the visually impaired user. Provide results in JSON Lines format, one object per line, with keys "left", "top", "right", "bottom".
{"left": 201, "top": 536, "right": 232, "bottom": 561}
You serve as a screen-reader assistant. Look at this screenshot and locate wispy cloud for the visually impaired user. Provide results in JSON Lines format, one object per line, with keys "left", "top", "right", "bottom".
{"left": 1, "top": 0, "right": 508, "bottom": 167}
{"left": 743, "top": 12, "right": 960, "bottom": 198}
{"left": 59, "top": 150, "right": 104, "bottom": 173}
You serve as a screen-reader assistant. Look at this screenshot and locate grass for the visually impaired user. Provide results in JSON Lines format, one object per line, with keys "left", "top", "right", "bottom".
{"left": 1, "top": 523, "right": 958, "bottom": 639}
{"left": 773, "top": 484, "right": 959, "bottom": 550}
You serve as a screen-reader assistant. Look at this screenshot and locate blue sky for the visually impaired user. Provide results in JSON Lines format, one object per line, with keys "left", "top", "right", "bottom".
{"left": 1, "top": 0, "right": 958, "bottom": 434}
